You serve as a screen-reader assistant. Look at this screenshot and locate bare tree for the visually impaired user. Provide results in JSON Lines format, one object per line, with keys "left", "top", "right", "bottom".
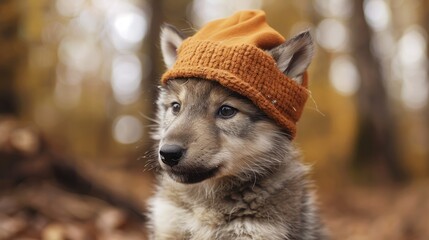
{"left": 422, "top": 0, "right": 429, "bottom": 175}
{"left": 0, "top": 0, "right": 24, "bottom": 115}
{"left": 349, "top": 0, "right": 407, "bottom": 182}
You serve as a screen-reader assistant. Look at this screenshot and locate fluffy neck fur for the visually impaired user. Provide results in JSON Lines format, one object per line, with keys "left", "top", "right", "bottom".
{"left": 151, "top": 142, "right": 325, "bottom": 240}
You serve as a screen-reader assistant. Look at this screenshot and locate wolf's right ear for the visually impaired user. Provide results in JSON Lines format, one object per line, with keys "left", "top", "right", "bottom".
{"left": 160, "top": 24, "right": 186, "bottom": 69}
{"left": 267, "top": 30, "right": 314, "bottom": 85}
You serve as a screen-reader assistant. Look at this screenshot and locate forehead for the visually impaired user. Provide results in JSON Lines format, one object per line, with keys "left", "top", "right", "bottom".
{"left": 164, "top": 78, "right": 235, "bottom": 102}
{"left": 162, "top": 78, "right": 267, "bottom": 118}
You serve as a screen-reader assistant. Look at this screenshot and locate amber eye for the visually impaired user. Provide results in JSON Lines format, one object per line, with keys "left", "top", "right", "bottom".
{"left": 218, "top": 105, "right": 238, "bottom": 119}
{"left": 171, "top": 102, "right": 181, "bottom": 114}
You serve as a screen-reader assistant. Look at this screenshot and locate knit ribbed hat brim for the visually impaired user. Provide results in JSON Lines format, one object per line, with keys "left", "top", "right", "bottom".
{"left": 162, "top": 39, "right": 309, "bottom": 138}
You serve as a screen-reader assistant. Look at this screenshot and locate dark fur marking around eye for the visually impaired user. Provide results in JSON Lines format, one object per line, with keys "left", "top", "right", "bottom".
{"left": 217, "top": 105, "right": 238, "bottom": 119}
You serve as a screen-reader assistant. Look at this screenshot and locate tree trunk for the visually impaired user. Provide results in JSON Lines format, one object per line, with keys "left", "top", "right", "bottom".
{"left": 349, "top": 0, "right": 407, "bottom": 183}
{"left": 0, "top": 0, "right": 24, "bottom": 115}
{"left": 144, "top": 0, "right": 164, "bottom": 111}
{"left": 422, "top": 0, "right": 429, "bottom": 175}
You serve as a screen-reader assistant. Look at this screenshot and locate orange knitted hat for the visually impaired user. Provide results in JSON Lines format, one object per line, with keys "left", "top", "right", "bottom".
{"left": 161, "top": 10, "right": 309, "bottom": 139}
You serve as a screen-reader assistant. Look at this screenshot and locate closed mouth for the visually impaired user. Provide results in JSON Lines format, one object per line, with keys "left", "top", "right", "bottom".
{"left": 167, "top": 166, "right": 219, "bottom": 184}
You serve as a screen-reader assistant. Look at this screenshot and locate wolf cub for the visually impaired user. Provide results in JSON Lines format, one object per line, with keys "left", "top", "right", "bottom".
{"left": 147, "top": 11, "right": 327, "bottom": 240}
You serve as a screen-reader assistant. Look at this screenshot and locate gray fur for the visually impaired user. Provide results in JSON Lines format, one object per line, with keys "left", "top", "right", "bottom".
{"left": 147, "top": 80, "right": 327, "bottom": 239}
{"left": 148, "top": 25, "right": 326, "bottom": 240}
{"left": 267, "top": 30, "right": 314, "bottom": 84}
{"left": 160, "top": 24, "right": 186, "bottom": 69}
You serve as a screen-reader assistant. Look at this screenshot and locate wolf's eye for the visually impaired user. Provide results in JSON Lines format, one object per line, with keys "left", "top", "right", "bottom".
{"left": 218, "top": 105, "right": 237, "bottom": 119}
{"left": 171, "top": 102, "right": 181, "bottom": 114}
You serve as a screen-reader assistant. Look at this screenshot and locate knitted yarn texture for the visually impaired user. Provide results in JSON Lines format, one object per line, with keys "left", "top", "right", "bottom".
{"left": 161, "top": 10, "right": 309, "bottom": 139}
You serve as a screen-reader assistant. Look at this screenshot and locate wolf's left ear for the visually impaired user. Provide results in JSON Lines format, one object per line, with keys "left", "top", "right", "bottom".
{"left": 160, "top": 24, "right": 186, "bottom": 69}
{"left": 267, "top": 30, "right": 314, "bottom": 84}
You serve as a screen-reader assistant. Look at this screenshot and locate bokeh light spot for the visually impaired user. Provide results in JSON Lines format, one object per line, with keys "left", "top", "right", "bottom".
{"left": 108, "top": 5, "right": 148, "bottom": 51}
{"left": 397, "top": 26, "right": 428, "bottom": 110}
{"left": 314, "top": 0, "right": 353, "bottom": 18}
{"left": 56, "top": 0, "right": 85, "bottom": 17}
{"left": 113, "top": 115, "right": 143, "bottom": 144}
{"left": 111, "top": 54, "right": 142, "bottom": 105}
{"left": 191, "top": 0, "right": 262, "bottom": 27}
{"left": 398, "top": 27, "right": 427, "bottom": 66}
{"left": 364, "top": 0, "right": 391, "bottom": 31}
{"left": 316, "top": 19, "right": 348, "bottom": 52}
{"left": 58, "top": 37, "right": 101, "bottom": 73}
{"left": 329, "top": 56, "right": 360, "bottom": 96}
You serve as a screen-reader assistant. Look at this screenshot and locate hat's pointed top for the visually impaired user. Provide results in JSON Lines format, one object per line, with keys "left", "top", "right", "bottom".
{"left": 191, "top": 10, "right": 285, "bottom": 50}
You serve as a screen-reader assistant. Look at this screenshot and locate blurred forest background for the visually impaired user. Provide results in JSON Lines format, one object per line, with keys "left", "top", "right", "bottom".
{"left": 1, "top": 0, "right": 429, "bottom": 239}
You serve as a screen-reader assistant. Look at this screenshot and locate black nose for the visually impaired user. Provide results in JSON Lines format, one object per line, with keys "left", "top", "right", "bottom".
{"left": 159, "top": 144, "right": 185, "bottom": 167}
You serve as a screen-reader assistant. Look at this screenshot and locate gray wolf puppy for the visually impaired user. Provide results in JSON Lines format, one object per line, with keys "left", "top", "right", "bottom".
{"left": 147, "top": 22, "right": 327, "bottom": 240}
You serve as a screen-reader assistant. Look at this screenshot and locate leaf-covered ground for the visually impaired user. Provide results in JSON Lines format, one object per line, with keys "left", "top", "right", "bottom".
{"left": 1, "top": 178, "right": 428, "bottom": 240}
{"left": 321, "top": 181, "right": 429, "bottom": 240}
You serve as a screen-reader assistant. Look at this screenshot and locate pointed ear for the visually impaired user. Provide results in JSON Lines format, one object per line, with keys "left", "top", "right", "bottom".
{"left": 160, "top": 24, "right": 186, "bottom": 69}
{"left": 267, "top": 30, "right": 314, "bottom": 84}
